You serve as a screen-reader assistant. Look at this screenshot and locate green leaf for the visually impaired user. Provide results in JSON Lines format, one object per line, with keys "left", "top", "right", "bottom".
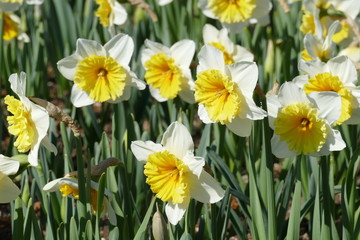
{"left": 134, "top": 197, "right": 156, "bottom": 240}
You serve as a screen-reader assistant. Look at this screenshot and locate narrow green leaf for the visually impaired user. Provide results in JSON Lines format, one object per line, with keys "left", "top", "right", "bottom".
{"left": 286, "top": 180, "right": 302, "bottom": 240}
{"left": 134, "top": 196, "right": 156, "bottom": 240}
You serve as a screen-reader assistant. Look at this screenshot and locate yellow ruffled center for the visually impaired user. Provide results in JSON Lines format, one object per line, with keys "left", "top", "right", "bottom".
{"left": 301, "top": 49, "right": 313, "bottom": 62}
{"left": 274, "top": 102, "right": 328, "bottom": 155}
{"left": 5, "top": 95, "right": 36, "bottom": 153}
{"left": 208, "top": 0, "right": 256, "bottom": 24}
{"left": 208, "top": 42, "right": 234, "bottom": 65}
{"left": 74, "top": 55, "right": 126, "bottom": 102}
{"left": 95, "top": 0, "right": 112, "bottom": 27}
{"left": 144, "top": 150, "right": 190, "bottom": 204}
{"left": 59, "top": 183, "right": 99, "bottom": 211}
{"left": 300, "top": 11, "right": 316, "bottom": 35}
{"left": 195, "top": 69, "right": 242, "bottom": 124}
{"left": 304, "top": 72, "right": 352, "bottom": 125}
{"left": 2, "top": 13, "right": 19, "bottom": 41}
{"left": 332, "top": 21, "right": 349, "bottom": 44}
{"left": 144, "top": 53, "right": 182, "bottom": 99}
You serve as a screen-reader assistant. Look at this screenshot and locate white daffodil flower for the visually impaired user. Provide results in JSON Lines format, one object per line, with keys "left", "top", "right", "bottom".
{"left": 0, "top": 0, "right": 43, "bottom": 11}
{"left": 4, "top": 72, "right": 57, "bottom": 166}
{"left": 1, "top": 12, "right": 29, "bottom": 43}
{"left": 43, "top": 177, "right": 117, "bottom": 225}
{"left": 267, "top": 82, "right": 346, "bottom": 158}
{"left": 0, "top": 154, "right": 21, "bottom": 203}
{"left": 57, "top": 34, "right": 145, "bottom": 108}
{"left": 301, "top": 21, "right": 339, "bottom": 62}
{"left": 95, "top": 0, "right": 127, "bottom": 28}
{"left": 300, "top": 0, "right": 359, "bottom": 45}
{"left": 294, "top": 55, "right": 360, "bottom": 125}
{"left": 194, "top": 45, "right": 267, "bottom": 137}
{"left": 198, "top": 0, "right": 272, "bottom": 33}
{"left": 202, "top": 24, "right": 253, "bottom": 65}
{"left": 131, "top": 122, "right": 225, "bottom": 225}
{"left": 141, "top": 39, "right": 196, "bottom": 103}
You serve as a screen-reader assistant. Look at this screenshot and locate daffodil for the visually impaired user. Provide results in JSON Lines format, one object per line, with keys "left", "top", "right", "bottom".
{"left": 301, "top": 20, "right": 339, "bottom": 62}
{"left": 194, "top": 45, "right": 267, "bottom": 137}
{"left": 0, "top": 11, "right": 29, "bottom": 42}
{"left": 267, "top": 82, "right": 346, "bottom": 158}
{"left": 0, "top": 0, "right": 43, "bottom": 11}
{"left": 95, "top": 0, "right": 127, "bottom": 28}
{"left": 131, "top": 122, "right": 225, "bottom": 225}
{"left": 0, "top": 154, "right": 21, "bottom": 203}
{"left": 43, "top": 177, "right": 116, "bottom": 225}
{"left": 4, "top": 72, "right": 57, "bottom": 166}
{"left": 294, "top": 55, "right": 360, "bottom": 125}
{"left": 57, "top": 34, "right": 145, "bottom": 107}
{"left": 300, "top": 0, "right": 359, "bottom": 44}
{"left": 198, "top": 0, "right": 272, "bottom": 33}
{"left": 202, "top": 24, "right": 253, "bottom": 65}
{"left": 141, "top": 39, "right": 196, "bottom": 103}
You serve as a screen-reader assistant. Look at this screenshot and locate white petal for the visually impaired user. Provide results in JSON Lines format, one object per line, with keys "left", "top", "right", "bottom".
{"left": 130, "top": 141, "right": 164, "bottom": 162}
{"left": 128, "top": 70, "right": 146, "bottom": 90}
{"left": 41, "top": 136, "right": 58, "bottom": 155}
{"left": 57, "top": 54, "right": 82, "bottom": 80}
{"left": 149, "top": 86, "right": 168, "bottom": 102}
{"left": 323, "top": 21, "right": 339, "bottom": 51}
{"left": 233, "top": 46, "right": 254, "bottom": 62}
{"left": 311, "top": 128, "right": 345, "bottom": 156}
{"left": 243, "top": 99, "right": 267, "bottom": 120}
{"left": 198, "top": 0, "right": 216, "bottom": 19}
{"left": 198, "top": 104, "right": 214, "bottom": 124}
{"left": 112, "top": 2, "right": 127, "bottom": 25}
{"left": 202, "top": 24, "right": 220, "bottom": 44}
{"left": 161, "top": 122, "right": 194, "bottom": 160}
{"left": 104, "top": 34, "right": 134, "bottom": 66}
{"left": 266, "top": 94, "right": 280, "bottom": 129}
{"left": 190, "top": 171, "right": 224, "bottom": 203}
{"left": 308, "top": 91, "right": 341, "bottom": 125}
{"left": 182, "top": 154, "right": 205, "bottom": 178}
{"left": 303, "top": 34, "right": 322, "bottom": 60}
{"left": 158, "top": 0, "right": 173, "bottom": 5}
{"left": 144, "top": 39, "right": 170, "bottom": 57}
{"left": 0, "top": 155, "right": 20, "bottom": 175}
{"left": 344, "top": 108, "right": 360, "bottom": 124}
{"left": 165, "top": 198, "right": 189, "bottom": 225}
{"left": 328, "top": 129, "right": 346, "bottom": 151}
{"left": 227, "top": 62, "right": 258, "bottom": 94}
{"left": 170, "top": 40, "right": 195, "bottom": 67}
{"left": 9, "top": 72, "right": 26, "bottom": 97}
{"left": 0, "top": 173, "right": 21, "bottom": 203}
{"left": 43, "top": 177, "right": 79, "bottom": 192}
{"left": 226, "top": 117, "right": 252, "bottom": 137}
{"left": 334, "top": 0, "right": 360, "bottom": 19}
{"left": 70, "top": 84, "right": 95, "bottom": 107}
{"left": 278, "top": 82, "right": 309, "bottom": 107}
{"left": 292, "top": 75, "right": 309, "bottom": 88}
{"left": 178, "top": 75, "right": 195, "bottom": 104}
{"left": 327, "top": 55, "right": 358, "bottom": 85}
{"left": 178, "top": 87, "right": 195, "bottom": 104}
{"left": 221, "top": 22, "right": 248, "bottom": 34}
{"left": 298, "top": 58, "right": 327, "bottom": 77}
{"left": 76, "top": 39, "right": 106, "bottom": 58}
{"left": 251, "top": 0, "right": 272, "bottom": 19}
{"left": 271, "top": 134, "right": 297, "bottom": 158}
{"left": 197, "top": 45, "right": 225, "bottom": 73}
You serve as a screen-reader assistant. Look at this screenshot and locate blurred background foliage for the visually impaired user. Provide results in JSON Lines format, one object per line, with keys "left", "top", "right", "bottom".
{"left": 0, "top": 0, "right": 359, "bottom": 239}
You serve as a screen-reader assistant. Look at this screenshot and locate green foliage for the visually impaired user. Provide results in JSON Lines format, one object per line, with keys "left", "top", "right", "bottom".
{"left": 1, "top": 0, "right": 359, "bottom": 239}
